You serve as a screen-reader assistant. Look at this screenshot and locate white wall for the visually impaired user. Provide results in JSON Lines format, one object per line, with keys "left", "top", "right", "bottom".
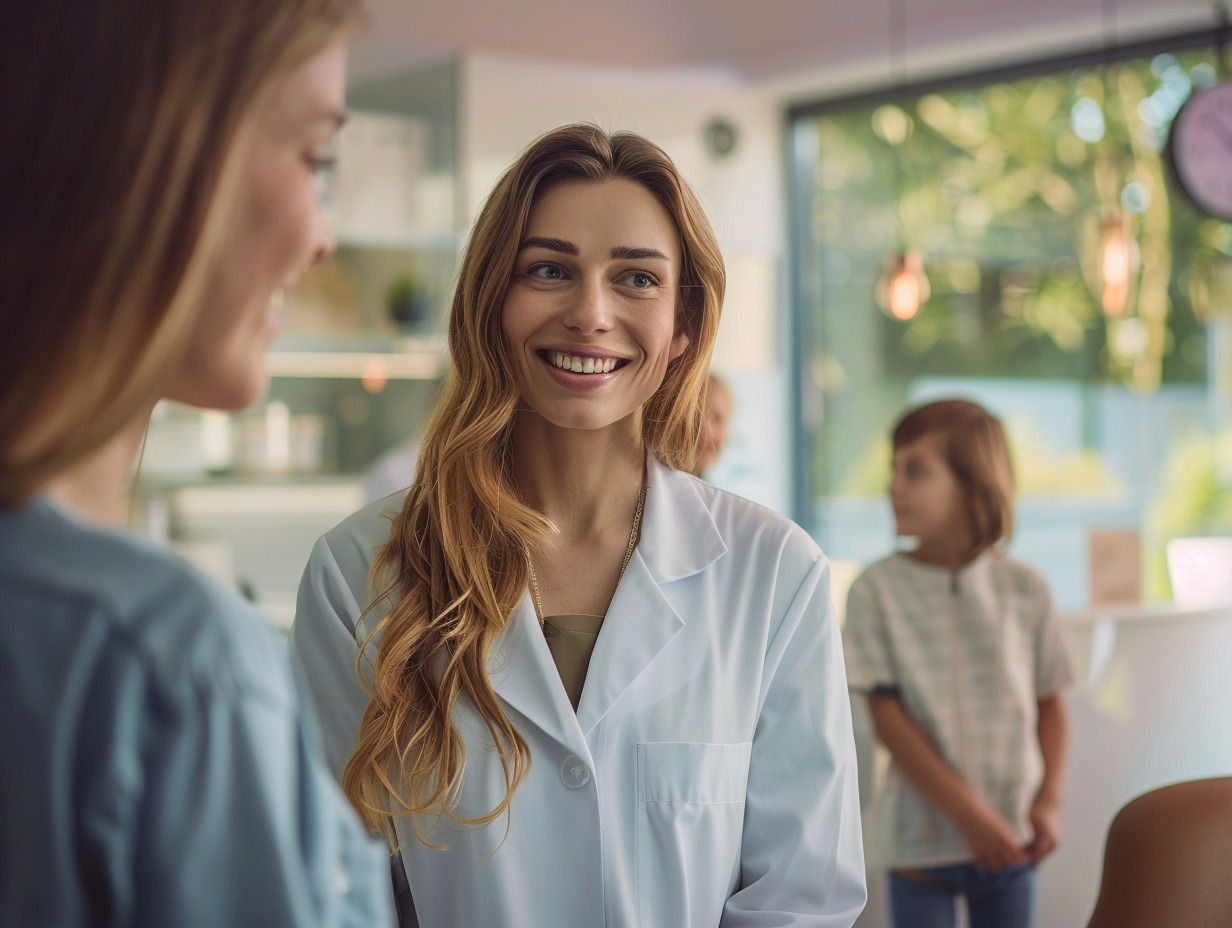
{"left": 459, "top": 52, "right": 791, "bottom": 514}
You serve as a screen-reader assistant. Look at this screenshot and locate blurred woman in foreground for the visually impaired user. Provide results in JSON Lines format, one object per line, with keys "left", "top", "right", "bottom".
{"left": 0, "top": 1, "right": 392, "bottom": 924}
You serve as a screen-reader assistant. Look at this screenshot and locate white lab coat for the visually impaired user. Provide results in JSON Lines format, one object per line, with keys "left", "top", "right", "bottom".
{"left": 292, "top": 457, "right": 866, "bottom": 927}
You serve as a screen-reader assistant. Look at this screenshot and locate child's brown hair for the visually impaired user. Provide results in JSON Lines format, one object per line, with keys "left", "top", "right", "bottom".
{"left": 892, "top": 398, "right": 1014, "bottom": 556}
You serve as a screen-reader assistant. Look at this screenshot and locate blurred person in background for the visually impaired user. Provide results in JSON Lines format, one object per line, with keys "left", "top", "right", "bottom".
{"left": 0, "top": 1, "right": 393, "bottom": 925}
{"left": 293, "top": 123, "right": 865, "bottom": 927}
{"left": 843, "top": 399, "right": 1071, "bottom": 928}
{"left": 691, "top": 371, "right": 733, "bottom": 479}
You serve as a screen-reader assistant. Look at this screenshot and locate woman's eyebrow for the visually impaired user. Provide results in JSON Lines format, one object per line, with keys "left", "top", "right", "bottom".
{"left": 519, "top": 236, "right": 578, "bottom": 256}
{"left": 518, "top": 238, "right": 671, "bottom": 263}
{"left": 305, "top": 109, "right": 347, "bottom": 131}
{"left": 610, "top": 246, "right": 670, "bottom": 261}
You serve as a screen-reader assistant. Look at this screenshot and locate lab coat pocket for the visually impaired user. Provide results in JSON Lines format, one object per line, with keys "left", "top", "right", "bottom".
{"left": 636, "top": 741, "right": 752, "bottom": 927}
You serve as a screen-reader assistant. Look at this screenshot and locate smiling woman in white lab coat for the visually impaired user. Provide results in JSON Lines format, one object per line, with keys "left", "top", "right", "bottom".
{"left": 292, "top": 123, "right": 866, "bottom": 927}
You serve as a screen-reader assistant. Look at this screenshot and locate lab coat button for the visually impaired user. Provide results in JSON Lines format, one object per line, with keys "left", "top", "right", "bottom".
{"left": 560, "top": 755, "right": 591, "bottom": 788}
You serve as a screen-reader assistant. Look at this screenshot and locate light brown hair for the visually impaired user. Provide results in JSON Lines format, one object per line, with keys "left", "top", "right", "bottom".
{"left": 344, "top": 123, "right": 726, "bottom": 843}
{"left": 892, "top": 398, "right": 1014, "bottom": 556}
{"left": 0, "top": 0, "right": 365, "bottom": 505}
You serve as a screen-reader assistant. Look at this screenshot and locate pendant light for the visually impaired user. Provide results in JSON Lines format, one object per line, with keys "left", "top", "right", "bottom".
{"left": 1098, "top": 210, "right": 1131, "bottom": 316}
{"left": 875, "top": 0, "right": 929, "bottom": 321}
{"left": 879, "top": 250, "right": 931, "bottom": 320}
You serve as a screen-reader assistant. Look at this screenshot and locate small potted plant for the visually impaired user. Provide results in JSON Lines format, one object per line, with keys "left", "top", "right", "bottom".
{"left": 385, "top": 274, "right": 432, "bottom": 333}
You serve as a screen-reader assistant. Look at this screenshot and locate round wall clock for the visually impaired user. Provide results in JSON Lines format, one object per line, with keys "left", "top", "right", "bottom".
{"left": 1168, "top": 80, "right": 1232, "bottom": 221}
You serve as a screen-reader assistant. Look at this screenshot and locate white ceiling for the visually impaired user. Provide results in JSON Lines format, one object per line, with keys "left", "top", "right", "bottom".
{"left": 354, "top": 0, "right": 1218, "bottom": 86}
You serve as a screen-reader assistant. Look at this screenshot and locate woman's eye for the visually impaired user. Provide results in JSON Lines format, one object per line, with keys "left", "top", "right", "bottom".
{"left": 622, "top": 271, "right": 657, "bottom": 289}
{"left": 308, "top": 153, "right": 337, "bottom": 202}
{"left": 308, "top": 153, "right": 337, "bottom": 173}
{"left": 527, "top": 263, "right": 564, "bottom": 281}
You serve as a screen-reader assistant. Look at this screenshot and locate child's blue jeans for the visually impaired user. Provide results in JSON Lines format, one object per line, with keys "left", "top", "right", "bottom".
{"left": 888, "top": 861, "right": 1036, "bottom": 928}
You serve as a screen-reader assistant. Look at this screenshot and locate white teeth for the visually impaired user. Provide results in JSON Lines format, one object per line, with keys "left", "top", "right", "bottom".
{"left": 549, "top": 351, "right": 618, "bottom": 374}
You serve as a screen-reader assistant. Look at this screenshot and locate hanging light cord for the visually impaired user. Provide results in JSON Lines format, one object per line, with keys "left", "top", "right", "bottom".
{"left": 889, "top": 0, "right": 905, "bottom": 88}
{"left": 888, "top": 0, "right": 906, "bottom": 250}
{"left": 1100, "top": 0, "right": 1116, "bottom": 60}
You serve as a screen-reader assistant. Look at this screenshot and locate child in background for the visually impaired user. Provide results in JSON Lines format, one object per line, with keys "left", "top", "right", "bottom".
{"left": 843, "top": 399, "right": 1072, "bottom": 928}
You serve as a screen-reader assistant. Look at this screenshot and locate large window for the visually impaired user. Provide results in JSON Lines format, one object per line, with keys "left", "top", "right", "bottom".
{"left": 789, "top": 32, "right": 1231, "bottom": 609}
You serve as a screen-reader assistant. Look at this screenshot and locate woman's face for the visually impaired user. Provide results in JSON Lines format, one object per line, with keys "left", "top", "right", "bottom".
{"left": 501, "top": 177, "right": 689, "bottom": 434}
{"left": 166, "top": 40, "right": 347, "bottom": 411}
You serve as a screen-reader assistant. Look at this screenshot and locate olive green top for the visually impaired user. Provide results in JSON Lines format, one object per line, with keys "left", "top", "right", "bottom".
{"left": 542, "top": 614, "right": 605, "bottom": 711}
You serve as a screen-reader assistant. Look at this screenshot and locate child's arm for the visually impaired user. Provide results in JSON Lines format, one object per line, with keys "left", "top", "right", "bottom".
{"left": 868, "top": 692, "right": 1030, "bottom": 871}
{"left": 1026, "top": 693, "right": 1069, "bottom": 861}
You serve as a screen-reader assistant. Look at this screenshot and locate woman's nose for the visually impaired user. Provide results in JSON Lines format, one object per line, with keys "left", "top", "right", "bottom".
{"left": 562, "top": 275, "right": 613, "bottom": 332}
{"left": 308, "top": 204, "right": 335, "bottom": 266}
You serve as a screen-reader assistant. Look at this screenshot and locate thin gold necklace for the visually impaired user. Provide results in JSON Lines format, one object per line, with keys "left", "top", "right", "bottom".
{"left": 526, "top": 481, "right": 648, "bottom": 627}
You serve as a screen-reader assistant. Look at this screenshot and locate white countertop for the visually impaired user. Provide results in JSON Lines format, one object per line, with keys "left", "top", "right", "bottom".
{"left": 1064, "top": 599, "right": 1232, "bottom": 626}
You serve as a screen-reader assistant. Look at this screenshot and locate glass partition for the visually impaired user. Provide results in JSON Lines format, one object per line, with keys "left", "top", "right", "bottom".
{"left": 789, "top": 34, "right": 1230, "bottom": 609}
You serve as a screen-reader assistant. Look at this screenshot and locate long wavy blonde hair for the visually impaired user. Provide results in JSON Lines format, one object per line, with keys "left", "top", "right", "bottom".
{"left": 345, "top": 124, "right": 726, "bottom": 842}
{"left": 0, "top": 0, "right": 364, "bottom": 504}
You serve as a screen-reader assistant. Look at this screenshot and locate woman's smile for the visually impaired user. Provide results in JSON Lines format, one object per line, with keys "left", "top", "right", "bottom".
{"left": 544, "top": 349, "right": 624, "bottom": 374}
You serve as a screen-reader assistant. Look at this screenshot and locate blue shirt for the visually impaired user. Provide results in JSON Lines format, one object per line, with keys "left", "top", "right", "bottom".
{"left": 0, "top": 497, "right": 393, "bottom": 927}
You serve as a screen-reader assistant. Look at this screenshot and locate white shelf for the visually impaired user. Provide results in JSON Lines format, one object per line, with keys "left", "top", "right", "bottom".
{"left": 173, "top": 479, "right": 366, "bottom": 518}
{"left": 266, "top": 343, "right": 447, "bottom": 380}
{"left": 333, "top": 225, "right": 457, "bottom": 251}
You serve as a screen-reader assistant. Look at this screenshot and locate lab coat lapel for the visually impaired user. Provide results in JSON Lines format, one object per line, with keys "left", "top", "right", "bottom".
{"left": 575, "top": 459, "right": 727, "bottom": 735}
{"left": 487, "top": 595, "right": 587, "bottom": 753}
{"left": 574, "top": 555, "right": 681, "bottom": 735}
